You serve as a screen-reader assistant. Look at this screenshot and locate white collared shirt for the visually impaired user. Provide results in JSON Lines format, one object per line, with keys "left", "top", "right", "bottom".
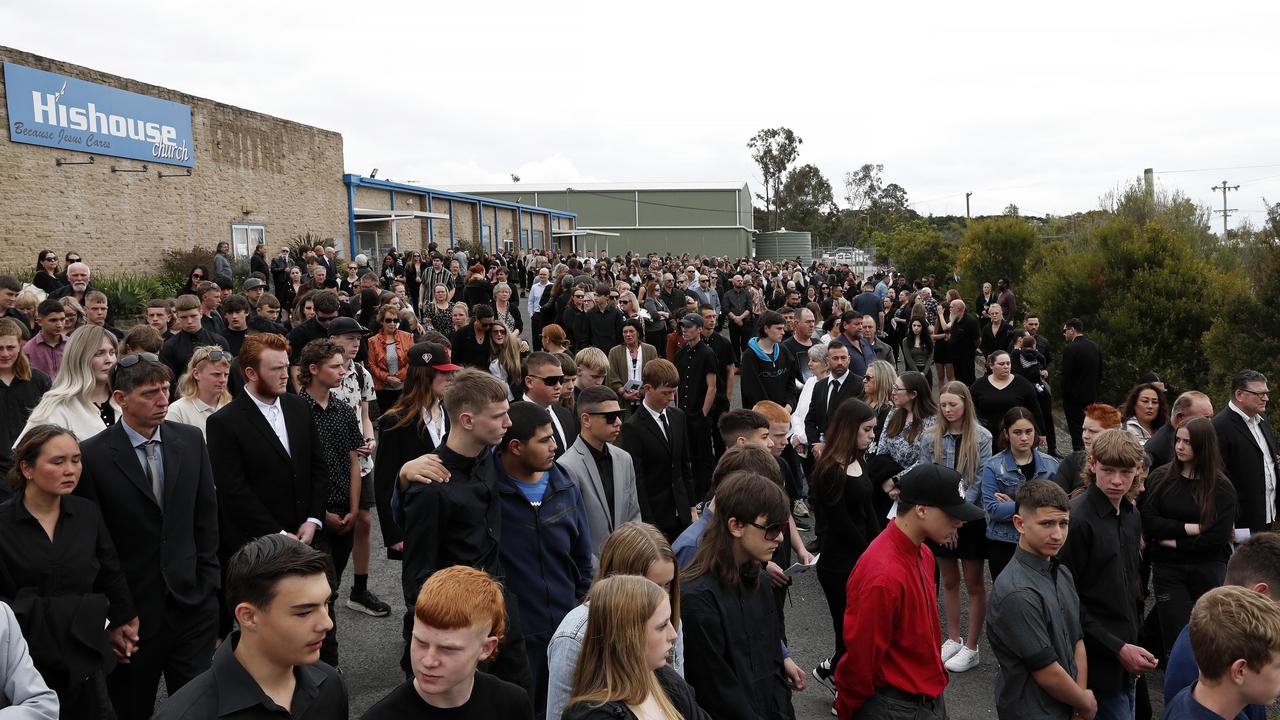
{"left": 166, "top": 396, "right": 222, "bottom": 438}
{"left": 643, "top": 401, "right": 668, "bottom": 442}
{"left": 247, "top": 389, "right": 291, "bottom": 456}
{"left": 422, "top": 401, "right": 447, "bottom": 448}
{"left": 1231, "top": 400, "right": 1277, "bottom": 523}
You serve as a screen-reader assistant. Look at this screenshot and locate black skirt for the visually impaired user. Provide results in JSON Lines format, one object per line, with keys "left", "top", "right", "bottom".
{"left": 929, "top": 516, "right": 987, "bottom": 561}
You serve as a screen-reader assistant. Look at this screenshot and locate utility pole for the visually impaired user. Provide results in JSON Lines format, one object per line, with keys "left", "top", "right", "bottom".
{"left": 965, "top": 192, "right": 972, "bottom": 221}
{"left": 1211, "top": 180, "right": 1239, "bottom": 239}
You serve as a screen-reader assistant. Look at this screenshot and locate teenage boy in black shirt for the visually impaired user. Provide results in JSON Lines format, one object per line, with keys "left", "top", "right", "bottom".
{"left": 396, "top": 369, "right": 532, "bottom": 694}
{"left": 364, "top": 565, "right": 532, "bottom": 720}
{"left": 154, "top": 535, "right": 347, "bottom": 720}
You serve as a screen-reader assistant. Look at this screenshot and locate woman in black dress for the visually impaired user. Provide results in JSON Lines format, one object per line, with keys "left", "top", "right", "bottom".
{"left": 1139, "top": 416, "right": 1237, "bottom": 658}
{"left": 0, "top": 425, "right": 135, "bottom": 717}
{"left": 32, "top": 250, "right": 65, "bottom": 295}
{"left": 461, "top": 264, "right": 494, "bottom": 308}
{"left": 809, "top": 399, "right": 881, "bottom": 689}
{"left": 969, "top": 350, "right": 1040, "bottom": 437}
{"left": 979, "top": 302, "right": 1012, "bottom": 365}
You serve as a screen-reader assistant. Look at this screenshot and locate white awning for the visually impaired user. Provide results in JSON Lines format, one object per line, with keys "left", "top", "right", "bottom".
{"left": 353, "top": 207, "right": 448, "bottom": 223}
{"left": 551, "top": 229, "right": 621, "bottom": 237}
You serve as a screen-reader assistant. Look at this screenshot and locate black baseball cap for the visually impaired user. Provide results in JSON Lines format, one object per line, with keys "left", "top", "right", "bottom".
{"left": 679, "top": 313, "right": 702, "bottom": 329}
{"left": 408, "top": 341, "right": 462, "bottom": 371}
{"left": 898, "top": 465, "right": 984, "bottom": 522}
{"left": 327, "top": 317, "right": 367, "bottom": 336}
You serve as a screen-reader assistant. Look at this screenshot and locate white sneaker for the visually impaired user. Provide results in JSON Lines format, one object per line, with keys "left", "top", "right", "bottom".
{"left": 940, "top": 638, "right": 963, "bottom": 662}
{"left": 945, "top": 646, "right": 979, "bottom": 672}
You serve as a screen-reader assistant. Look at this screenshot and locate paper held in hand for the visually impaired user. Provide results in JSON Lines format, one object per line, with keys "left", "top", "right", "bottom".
{"left": 785, "top": 554, "right": 819, "bottom": 577}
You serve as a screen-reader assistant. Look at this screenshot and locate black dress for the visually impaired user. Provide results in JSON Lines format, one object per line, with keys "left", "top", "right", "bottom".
{"left": 0, "top": 495, "right": 135, "bottom": 716}
{"left": 970, "top": 374, "right": 1041, "bottom": 437}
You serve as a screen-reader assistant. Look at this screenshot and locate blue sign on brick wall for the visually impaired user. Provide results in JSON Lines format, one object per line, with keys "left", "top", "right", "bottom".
{"left": 4, "top": 61, "right": 194, "bottom": 167}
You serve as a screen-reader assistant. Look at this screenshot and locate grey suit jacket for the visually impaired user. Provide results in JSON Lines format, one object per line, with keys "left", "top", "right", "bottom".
{"left": 558, "top": 436, "right": 643, "bottom": 562}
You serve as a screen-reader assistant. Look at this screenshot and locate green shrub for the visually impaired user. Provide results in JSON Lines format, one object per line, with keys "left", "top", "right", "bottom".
{"left": 94, "top": 272, "right": 185, "bottom": 318}
{"left": 160, "top": 245, "right": 217, "bottom": 278}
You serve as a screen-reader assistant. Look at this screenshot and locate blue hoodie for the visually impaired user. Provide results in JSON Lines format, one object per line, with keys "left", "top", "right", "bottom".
{"left": 740, "top": 337, "right": 799, "bottom": 410}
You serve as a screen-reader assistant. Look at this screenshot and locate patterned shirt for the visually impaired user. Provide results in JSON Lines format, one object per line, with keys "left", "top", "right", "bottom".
{"left": 333, "top": 361, "right": 375, "bottom": 476}
{"left": 874, "top": 409, "right": 937, "bottom": 483}
{"left": 301, "top": 391, "right": 364, "bottom": 514}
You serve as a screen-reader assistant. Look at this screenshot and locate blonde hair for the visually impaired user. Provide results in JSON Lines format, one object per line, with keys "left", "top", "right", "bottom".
{"left": 933, "top": 381, "right": 983, "bottom": 488}
{"left": 1082, "top": 428, "right": 1146, "bottom": 497}
{"left": 595, "top": 522, "right": 680, "bottom": 629}
{"left": 866, "top": 359, "right": 897, "bottom": 410}
{"left": 567, "top": 575, "right": 680, "bottom": 718}
{"left": 574, "top": 346, "right": 608, "bottom": 375}
{"left": 0, "top": 319, "right": 32, "bottom": 381}
{"left": 1191, "top": 585, "right": 1280, "bottom": 680}
{"left": 27, "top": 324, "right": 114, "bottom": 422}
{"left": 489, "top": 322, "right": 522, "bottom": 383}
{"left": 179, "top": 345, "right": 232, "bottom": 405}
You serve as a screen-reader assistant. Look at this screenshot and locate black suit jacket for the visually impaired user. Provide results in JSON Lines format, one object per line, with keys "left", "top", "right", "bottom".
{"left": 1060, "top": 335, "right": 1102, "bottom": 404}
{"left": 373, "top": 411, "right": 449, "bottom": 551}
{"left": 76, "top": 421, "right": 220, "bottom": 638}
{"left": 522, "top": 396, "right": 579, "bottom": 460}
{"left": 804, "top": 372, "right": 866, "bottom": 444}
{"left": 205, "top": 391, "right": 328, "bottom": 555}
{"left": 617, "top": 405, "right": 695, "bottom": 540}
{"left": 1213, "top": 407, "right": 1280, "bottom": 532}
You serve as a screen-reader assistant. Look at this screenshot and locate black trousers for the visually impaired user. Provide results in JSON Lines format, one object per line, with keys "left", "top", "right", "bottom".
{"left": 1153, "top": 561, "right": 1227, "bottom": 658}
{"left": 687, "top": 413, "right": 715, "bottom": 503}
{"left": 953, "top": 352, "right": 976, "bottom": 386}
{"left": 1036, "top": 391, "right": 1059, "bottom": 455}
{"left": 1064, "top": 400, "right": 1086, "bottom": 452}
{"left": 858, "top": 687, "right": 948, "bottom": 720}
{"left": 107, "top": 597, "right": 217, "bottom": 720}
{"left": 986, "top": 539, "right": 1017, "bottom": 583}
{"left": 728, "top": 319, "right": 751, "bottom": 355}
{"left": 818, "top": 568, "right": 851, "bottom": 670}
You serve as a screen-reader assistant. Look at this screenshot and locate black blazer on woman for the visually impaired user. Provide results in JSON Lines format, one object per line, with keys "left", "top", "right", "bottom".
{"left": 206, "top": 392, "right": 327, "bottom": 555}
{"left": 374, "top": 409, "right": 449, "bottom": 554}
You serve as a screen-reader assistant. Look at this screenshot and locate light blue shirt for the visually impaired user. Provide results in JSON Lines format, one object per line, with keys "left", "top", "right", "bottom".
{"left": 121, "top": 420, "right": 163, "bottom": 499}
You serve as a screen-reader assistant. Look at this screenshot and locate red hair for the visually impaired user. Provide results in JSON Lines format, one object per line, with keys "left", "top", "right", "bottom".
{"left": 414, "top": 566, "right": 506, "bottom": 645}
{"left": 238, "top": 333, "right": 290, "bottom": 374}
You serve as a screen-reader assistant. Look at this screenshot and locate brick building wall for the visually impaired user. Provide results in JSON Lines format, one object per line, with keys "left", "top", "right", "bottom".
{"left": 0, "top": 46, "right": 346, "bottom": 273}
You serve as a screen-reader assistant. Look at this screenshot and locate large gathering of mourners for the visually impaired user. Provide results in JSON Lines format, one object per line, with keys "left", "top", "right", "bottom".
{"left": 0, "top": 241, "right": 1277, "bottom": 720}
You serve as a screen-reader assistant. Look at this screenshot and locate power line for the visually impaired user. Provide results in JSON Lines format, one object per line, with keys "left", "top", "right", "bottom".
{"left": 1211, "top": 180, "right": 1240, "bottom": 238}
{"left": 1156, "top": 163, "right": 1280, "bottom": 175}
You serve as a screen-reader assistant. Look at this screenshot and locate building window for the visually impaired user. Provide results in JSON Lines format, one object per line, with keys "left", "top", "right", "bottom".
{"left": 231, "top": 224, "right": 265, "bottom": 258}
{"left": 481, "top": 225, "right": 492, "bottom": 247}
{"left": 520, "top": 229, "right": 530, "bottom": 249}
{"left": 532, "top": 229, "right": 545, "bottom": 249}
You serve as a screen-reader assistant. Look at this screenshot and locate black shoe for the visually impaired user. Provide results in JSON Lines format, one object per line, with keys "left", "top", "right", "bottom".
{"left": 346, "top": 588, "right": 391, "bottom": 617}
{"left": 812, "top": 658, "right": 836, "bottom": 694}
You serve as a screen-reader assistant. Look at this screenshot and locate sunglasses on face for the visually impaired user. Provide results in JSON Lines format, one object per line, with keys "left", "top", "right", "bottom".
{"left": 384, "top": 318, "right": 401, "bottom": 324}
{"left": 749, "top": 519, "right": 790, "bottom": 541}
{"left": 531, "top": 375, "right": 565, "bottom": 386}
{"left": 67, "top": 257, "right": 82, "bottom": 263}
{"left": 586, "top": 410, "right": 624, "bottom": 424}
{"left": 117, "top": 352, "right": 160, "bottom": 368}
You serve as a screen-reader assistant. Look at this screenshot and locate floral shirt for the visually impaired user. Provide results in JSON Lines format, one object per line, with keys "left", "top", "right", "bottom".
{"left": 333, "top": 361, "right": 375, "bottom": 476}
{"left": 874, "top": 408, "right": 938, "bottom": 483}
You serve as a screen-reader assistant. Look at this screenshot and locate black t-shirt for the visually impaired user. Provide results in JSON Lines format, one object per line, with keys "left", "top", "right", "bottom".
{"left": 362, "top": 673, "right": 532, "bottom": 720}
{"left": 1018, "top": 459, "right": 1036, "bottom": 482}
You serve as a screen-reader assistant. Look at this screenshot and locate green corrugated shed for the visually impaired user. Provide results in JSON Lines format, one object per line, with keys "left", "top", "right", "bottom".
{"left": 755, "top": 230, "right": 811, "bottom": 263}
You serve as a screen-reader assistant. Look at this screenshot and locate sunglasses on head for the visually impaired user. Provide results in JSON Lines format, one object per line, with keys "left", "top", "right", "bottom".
{"left": 586, "top": 410, "right": 624, "bottom": 424}
{"left": 749, "top": 519, "right": 790, "bottom": 541}
{"left": 202, "top": 351, "right": 231, "bottom": 363}
{"left": 531, "top": 375, "right": 565, "bottom": 386}
{"left": 116, "top": 352, "right": 160, "bottom": 368}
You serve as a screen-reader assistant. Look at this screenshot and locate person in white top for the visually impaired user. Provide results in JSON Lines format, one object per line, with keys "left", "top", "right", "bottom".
{"left": 17, "top": 324, "right": 118, "bottom": 445}
{"left": 790, "top": 343, "right": 830, "bottom": 449}
{"left": 164, "top": 345, "right": 231, "bottom": 438}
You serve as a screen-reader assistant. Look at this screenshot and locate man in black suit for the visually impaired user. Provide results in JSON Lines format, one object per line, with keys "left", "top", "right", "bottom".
{"left": 1213, "top": 370, "right": 1279, "bottom": 534}
{"left": 519, "top": 352, "right": 579, "bottom": 459}
{"left": 1060, "top": 317, "right": 1103, "bottom": 452}
{"left": 617, "top": 358, "right": 696, "bottom": 542}
{"left": 205, "top": 333, "right": 334, "bottom": 662}
{"left": 77, "top": 353, "right": 220, "bottom": 720}
{"left": 805, "top": 341, "right": 865, "bottom": 458}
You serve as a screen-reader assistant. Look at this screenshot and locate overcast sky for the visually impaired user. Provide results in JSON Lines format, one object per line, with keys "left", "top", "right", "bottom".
{"left": 5, "top": 0, "right": 1278, "bottom": 227}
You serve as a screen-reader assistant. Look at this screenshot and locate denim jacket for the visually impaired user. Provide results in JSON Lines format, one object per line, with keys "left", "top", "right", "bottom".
{"left": 915, "top": 425, "right": 994, "bottom": 504}
{"left": 981, "top": 449, "right": 1060, "bottom": 543}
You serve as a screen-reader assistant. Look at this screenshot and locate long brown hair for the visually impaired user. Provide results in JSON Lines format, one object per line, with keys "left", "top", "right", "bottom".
{"left": 884, "top": 371, "right": 936, "bottom": 443}
{"left": 812, "top": 399, "right": 876, "bottom": 503}
{"left": 933, "top": 381, "right": 983, "bottom": 488}
{"left": 596, "top": 522, "right": 680, "bottom": 631}
{"left": 683, "top": 472, "right": 789, "bottom": 589}
{"left": 386, "top": 365, "right": 443, "bottom": 432}
{"left": 1145, "top": 416, "right": 1227, "bottom": 526}
{"left": 567, "top": 575, "right": 679, "bottom": 717}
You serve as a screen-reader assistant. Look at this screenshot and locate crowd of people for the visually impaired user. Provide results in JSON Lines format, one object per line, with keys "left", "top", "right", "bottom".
{"left": 0, "top": 241, "right": 1277, "bottom": 720}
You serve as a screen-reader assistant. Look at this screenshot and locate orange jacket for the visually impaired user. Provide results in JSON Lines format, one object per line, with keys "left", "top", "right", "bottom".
{"left": 367, "top": 330, "right": 414, "bottom": 390}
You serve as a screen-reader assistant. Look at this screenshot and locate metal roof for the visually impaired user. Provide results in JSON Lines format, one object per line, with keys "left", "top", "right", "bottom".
{"left": 438, "top": 181, "right": 750, "bottom": 193}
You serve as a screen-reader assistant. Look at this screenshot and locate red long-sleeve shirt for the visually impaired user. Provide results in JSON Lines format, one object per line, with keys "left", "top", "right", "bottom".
{"left": 834, "top": 521, "right": 948, "bottom": 718}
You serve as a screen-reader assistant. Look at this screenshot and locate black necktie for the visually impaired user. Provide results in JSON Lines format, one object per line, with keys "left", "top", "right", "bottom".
{"left": 659, "top": 412, "right": 671, "bottom": 444}
{"left": 829, "top": 379, "right": 841, "bottom": 409}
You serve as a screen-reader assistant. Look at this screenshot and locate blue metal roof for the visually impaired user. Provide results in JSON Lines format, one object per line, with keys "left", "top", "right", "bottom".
{"left": 343, "top": 174, "right": 577, "bottom": 219}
